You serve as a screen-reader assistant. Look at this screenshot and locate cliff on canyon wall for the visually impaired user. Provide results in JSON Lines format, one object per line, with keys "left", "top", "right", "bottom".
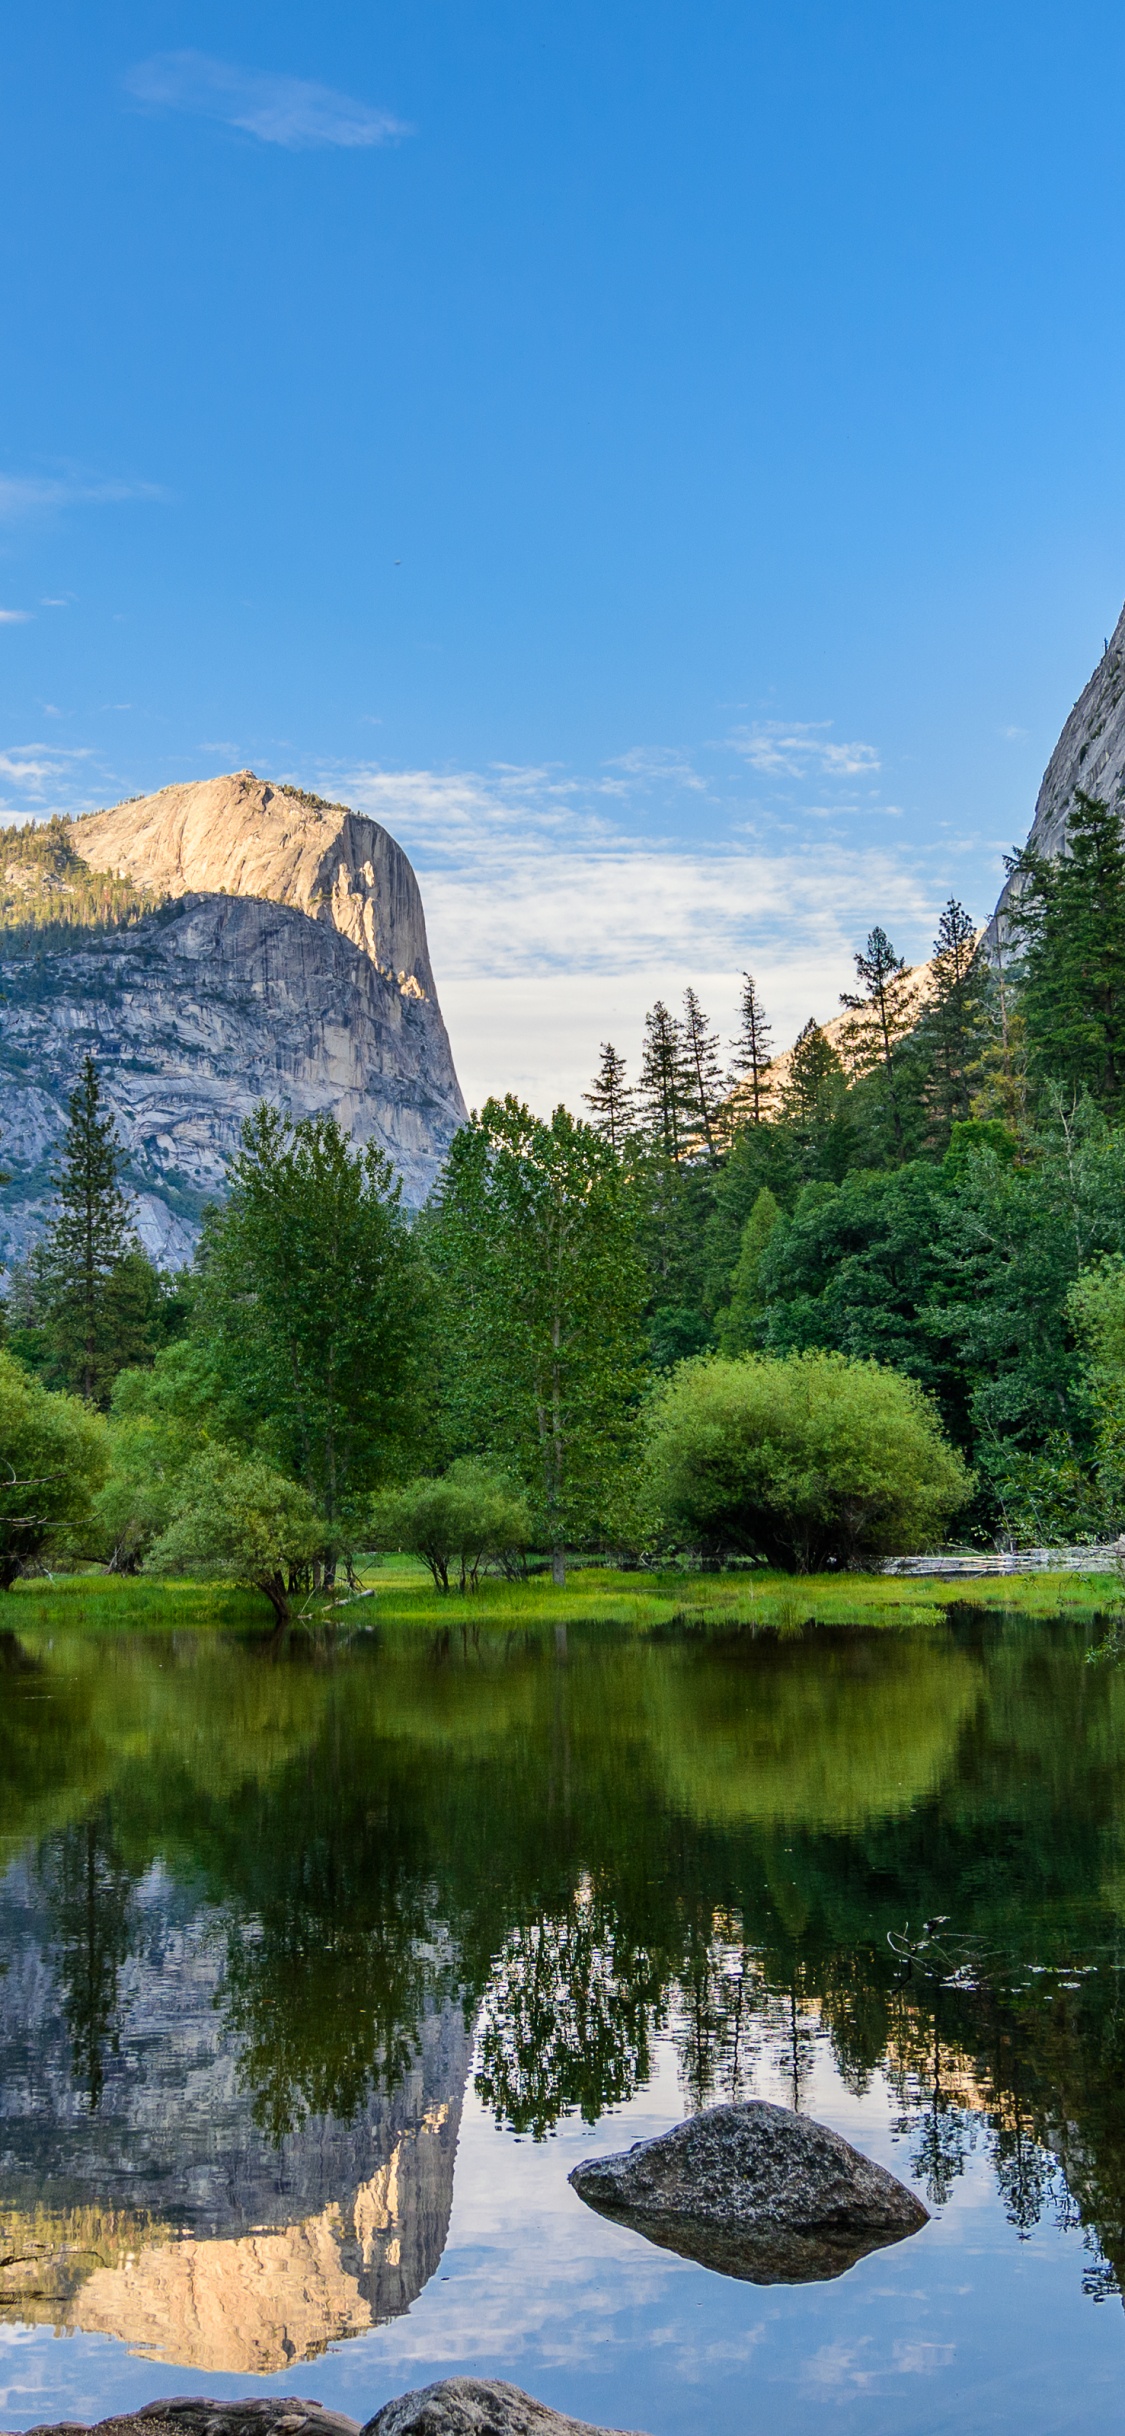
{"left": 0, "top": 1856, "right": 471, "bottom": 2374}
{"left": 0, "top": 773, "right": 465, "bottom": 1268}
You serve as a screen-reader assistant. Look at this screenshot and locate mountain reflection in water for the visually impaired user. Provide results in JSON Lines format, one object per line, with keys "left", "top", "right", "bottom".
{"left": 2, "top": 1608, "right": 1125, "bottom": 2376}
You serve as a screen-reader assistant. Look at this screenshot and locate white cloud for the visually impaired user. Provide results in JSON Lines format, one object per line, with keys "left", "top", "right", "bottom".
{"left": 729, "top": 720, "right": 881, "bottom": 777}
{"left": 125, "top": 52, "right": 409, "bottom": 150}
{"left": 0, "top": 473, "right": 164, "bottom": 524}
{"left": 0, "top": 610, "right": 31, "bottom": 625}
{"left": 327, "top": 758, "right": 934, "bottom": 1114}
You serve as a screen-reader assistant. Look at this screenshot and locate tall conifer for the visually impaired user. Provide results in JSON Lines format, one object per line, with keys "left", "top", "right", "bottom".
{"left": 839, "top": 926, "right": 914, "bottom": 1159}
{"left": 1006, "top": 789, "right": 1125, "bottom": 1113}
{"left": 680, "top": 987, "right": 725, "bottom": 1159}
{"left": 37, "top": 1058, "right": 136, "bottom": 1402}
{"left": 728, "top": 973, "right": 774, "bottom": 1122}
{"left": 583, "top": 1043, "right": 634, "bottom": 1152}
{"left": 637, "top": 1001, "right": 689, "bottom": 1158}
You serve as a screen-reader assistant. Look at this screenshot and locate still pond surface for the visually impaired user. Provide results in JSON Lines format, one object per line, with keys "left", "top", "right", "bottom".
{"left": 2, "top": 1606, "right": 1125, "bottom": 2434}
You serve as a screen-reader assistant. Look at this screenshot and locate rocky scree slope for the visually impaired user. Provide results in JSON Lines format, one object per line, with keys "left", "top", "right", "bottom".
{"left": 0, "top": 774, "right": 466, "bottom": 1267}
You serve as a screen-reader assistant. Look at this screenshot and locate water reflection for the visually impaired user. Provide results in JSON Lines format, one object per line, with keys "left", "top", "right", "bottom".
{"left": 2, "top": 1608, "right": 1125, "bottom": 2369}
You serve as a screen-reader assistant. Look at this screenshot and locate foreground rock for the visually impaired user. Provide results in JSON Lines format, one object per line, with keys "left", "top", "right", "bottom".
{"left": 362, "top": 2384, "right": 647, "bottom": 2436}
{"left": 10, "top": 2404, "right": 361, "bottom": 2436}
{"left": 569, "top": 2100, "right": 929, "bottom": 2284}
{"left": 6, "top": 2391, "right": 647, "bottom": 2436}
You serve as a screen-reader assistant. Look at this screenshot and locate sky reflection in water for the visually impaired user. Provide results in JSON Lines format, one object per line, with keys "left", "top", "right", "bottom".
{"left": 1, "top": 1607, "right": 1125, "bottom": 2434}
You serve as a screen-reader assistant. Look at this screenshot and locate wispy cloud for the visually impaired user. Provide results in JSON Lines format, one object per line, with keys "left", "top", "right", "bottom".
{"left": 0, "top": 472, "right": 165, "bottom": 524}
{"left": 729, "top": 720, "right": 881, "bottom": 778}
{"left": 125, "top": 52, "right": 409, "bottom": 150}
{"left": 0, "top": 610, "right": 32, "bottom": 625}
{"left": 321, "top": 756, "right": 935, "bottom": 1113}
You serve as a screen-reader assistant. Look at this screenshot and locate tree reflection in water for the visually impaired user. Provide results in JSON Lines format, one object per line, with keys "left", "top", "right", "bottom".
{"left": 5, "top": 1607, "right": 1125, "bottom": 2302}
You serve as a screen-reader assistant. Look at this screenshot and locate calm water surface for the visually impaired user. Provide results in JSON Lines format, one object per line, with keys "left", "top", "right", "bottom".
{"left": 2, "top": 1608, "right": 1125, "bottom": 2434}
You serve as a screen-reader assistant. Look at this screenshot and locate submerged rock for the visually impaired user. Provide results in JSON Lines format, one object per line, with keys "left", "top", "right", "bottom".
{"left": 568, "top": 2099, "right": 929, "bottom": 2285}
{"left": 11, "top": 2404, "right": 361, "bottom": 2436}
{"left": 361, "top": 2382, "right": 648, "bottom": 2436}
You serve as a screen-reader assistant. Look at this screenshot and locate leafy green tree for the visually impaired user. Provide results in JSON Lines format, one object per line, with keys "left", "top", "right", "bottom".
{"left": 148, "top": 1446, "right": 324, "bottom": 1628}
{"left": 428, "top": 1098, "right": 647, "bottom": 1579}
{"left": 839, "top": 927, "right": 915, "bottom": 1160}
{"left": 31, "top": 1058, "right": 147, "bottom": 1403}
{"left": 643, "top": 1349, "right": 971, "bottom": 1568}
{"left": 0, "top": 1348, "right": 109, "bottom": 1587}
{"left": 1006, "top": 789, "right": 1125, "bottom": 1115}
{"left": 716, "top": 1186, "right": 781, "bottom": 1354}
{"left": 728, "top": 972, "right": 774, "bottom": 1123}
{"left": 583, "top": 1042, "right": 634, "bottom": 1151}
{"left": 371, "top": 1459, "right": 531, "bottom": 1591}
{"left": 754, "top": 1163, "right": 962, "bottom": 1422}
{"left": 196, "top": 1107, "right": 430, "bottom": 1546}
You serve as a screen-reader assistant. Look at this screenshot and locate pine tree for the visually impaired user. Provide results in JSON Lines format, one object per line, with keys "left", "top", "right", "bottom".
{"left": 1005, "top": 789, "right": 1125, "bottom": 1114}
{"left": 637, "top": 1001, "right": 689, "bottom": 1158}
{"left": 781, "top": 1020, "right": 843, "bottom": 1120}
{"left": 680, "top": 987, "right": 725, "bottom": 1158}
{"left": 582, "top": 1042, "right": 634, "bottom": 1153}
{"left": 839, "top": 926, "right": 914, "bottom": 1158}
{"left": 37, "top": 1057, "right": 137, "bottom": 1402}
{"left": 920, "top": 897, "right": 988, "bottom": 1134}
{"left": 728, "top": 972, "right": 774, "bottom": 1122}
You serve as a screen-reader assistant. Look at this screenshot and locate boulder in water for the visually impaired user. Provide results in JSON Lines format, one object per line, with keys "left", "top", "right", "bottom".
{"left": 568, "top": 2099, "right": 928, "bottom": 2284}
{"left": 360, "top": 2383, "right": 647, "bottom": 2436}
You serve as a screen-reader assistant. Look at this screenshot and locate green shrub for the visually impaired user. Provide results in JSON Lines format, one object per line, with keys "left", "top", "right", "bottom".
{"left": 147, "top": 1447, "right": 323, "bottom": 1627}
{"left": 643, "top": 1348, "right": 972, "bottom": 1570}
{"left": 371, "top": 1459, "right": 532, "bottom": 1591}
{"left": 0, "top": 1349, "right": 109, "bottom": 1586}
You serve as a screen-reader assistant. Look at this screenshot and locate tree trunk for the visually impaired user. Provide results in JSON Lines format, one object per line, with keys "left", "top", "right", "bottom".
{"left": 552, "top": 1545, "right": 566, "bottom": 1587}
{"left": 259, "top": 1572, "right": 291, "bottom": 1631}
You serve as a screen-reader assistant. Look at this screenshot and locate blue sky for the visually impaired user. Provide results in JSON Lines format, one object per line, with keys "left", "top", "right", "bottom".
{"left": 3, "top": 2, "right": 1125, "bottom": 1109}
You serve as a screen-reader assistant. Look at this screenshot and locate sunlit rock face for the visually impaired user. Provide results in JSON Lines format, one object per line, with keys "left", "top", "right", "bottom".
{"left": 0, "top": 774, "right": 465, "bottom": 1267}
{"left": 0, "top": 1858, "right": 471, "bottom": 2373}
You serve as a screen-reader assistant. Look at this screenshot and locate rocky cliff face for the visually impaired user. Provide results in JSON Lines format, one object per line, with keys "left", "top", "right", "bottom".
{"left": 1017, "top": 599, "right": 1125, "bottom": 863}
{"left": 0, "top": 1855, "right": 471, "bottom": 2373}
{"left": 0, "top": 775, "right": 465, "bottom": 1267}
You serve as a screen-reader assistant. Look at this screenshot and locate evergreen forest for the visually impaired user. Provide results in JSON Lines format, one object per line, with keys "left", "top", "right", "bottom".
{"left": 7, "top": 787, "right": 1125, "bottom": 1599}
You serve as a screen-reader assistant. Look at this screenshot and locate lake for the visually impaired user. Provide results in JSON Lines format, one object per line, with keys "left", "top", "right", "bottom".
{"left": 2, "top": 1604, "right": 1124, "bottom": 2434}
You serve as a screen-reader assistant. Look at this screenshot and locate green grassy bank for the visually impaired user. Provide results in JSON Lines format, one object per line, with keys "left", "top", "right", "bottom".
{"left": 5, "top": 1555, "right": 1122, "bottom": 1637}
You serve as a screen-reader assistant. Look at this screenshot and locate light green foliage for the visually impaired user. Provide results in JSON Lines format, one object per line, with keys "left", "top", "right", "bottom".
{"left": 1069, "top": 1254, "right": 1125, "bottom": 1523}
{"left": 0, "top": 1348, "right": 109, "bottom": 1586}
{"left": 370, "top": 1458, "right": 531, "bottom": 1591}
{"left": 643, "top": 1348, "right": 972, "bottom": 1569}
{"left": 91, "top": 1350, "right": 213, "bottom": 1571}
{"left": 716, "top": 1186, "right": 780, "bottom": 1353}
{"left": 195, "top": 1105, "right": 430, "bottom": 1533}
{"left": 147, "top": 1446, "right": 323, "bottom": 1626}
{"left": 428, "top": 1097, "right": 647, "bottom": 1569}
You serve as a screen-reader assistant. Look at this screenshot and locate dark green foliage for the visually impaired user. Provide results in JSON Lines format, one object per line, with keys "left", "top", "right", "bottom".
{"left": 1006, "top": 790, "right": 1125, "bottom": 1115}
{"left": 839, "top": 925, "right": 915, "bottom": 1159}
{"left": 716, "top": 1186, "right": 780, "bottom": 1354}
{"left": 680, "top": 986, "right": 725, "bottom": 1158}
{"left": 637, "top": 1000, "right": 691, "bottom": 1157}
{"left": 728, "top": 971, "right": 773, "bottom": 1122}
{"left": 21, "top": 1059, "right": 172, "bottom": 1405}
{"left": 582, "top": 1041, "right": 634, "bottom": 1151}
